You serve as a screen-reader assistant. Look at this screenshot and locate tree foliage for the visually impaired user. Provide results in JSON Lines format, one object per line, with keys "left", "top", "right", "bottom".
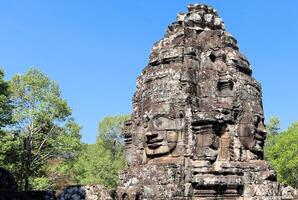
{"left": 97, "top": 115, "right": 130, "bottom": 142}
{"left": 0, "top": 69, "right": 12, "bottom": 127}
{"left": 264, "top": 117, "right": 280, "bottom": 155}
{"left": 8, "top": 68, "right": 82, "bottom": 190}
{"left": 265, "top": 119, "right": 298, "bottom": 188}
{"left": 0, "top": 69, "right": 18, "bottom": 172}
{"left": 74, "top": 115, "right": 129, "bottom": 189}
{"left": 45, "top": 119, "right": 82, "bottom": 192}
{"left": 266, "top": 117, "right": 280, "bottom": 136}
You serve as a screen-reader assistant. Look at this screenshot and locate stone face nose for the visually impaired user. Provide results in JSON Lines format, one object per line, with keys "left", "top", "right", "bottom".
{"left": 145, "top": 131, "right": 155, "bottom": 136}
{"left": 257, "top": 121, "right": 267, "bottom": 136}
{"left": 145, "top": 131, "right": 158, "bottom": 141}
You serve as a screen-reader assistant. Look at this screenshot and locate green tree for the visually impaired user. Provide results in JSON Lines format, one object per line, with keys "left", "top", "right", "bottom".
{"left": 97, "top": 115, "right": 130, "bottom": 160}
{"left": 0, "top": 69, "right": 19, "bottom": 172}
{"left": 264, "top": 117, "right": 281, "bottom": 159}
{"left": 46, "top": 118, "right": 82, "bottom": 191}
{"left": 265, "top": 120, "right": 298, "bottom": 188}
{"left": 266, "top": 117, "right": 280, "bottom": 136}
{"left": 74, "top": 115, "right": 129, "bottom": 189}
{"left": 0, "top": 69, "right": 12, "bottom": 127}
{"left": 9, "top": 68, "right": 82, "bottom": 190}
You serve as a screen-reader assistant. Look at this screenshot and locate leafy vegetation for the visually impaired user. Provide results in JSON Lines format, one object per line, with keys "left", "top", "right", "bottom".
{"left": 0, "top": 69, "right": 18, "bottom": 172}
{"left": 6, "top": 68, "right": 82, "bottom": 190}
{"left": 73, "top": 115, "right": 129, "bottom": 189}
{"left": 0, "top": 67, "right": 130, "bottom": 191}
{"left": 0, "top": 69, "right": 12, "bottom": 128}
{"left": 265, "top": 117, "right": 298, "bottom": 188}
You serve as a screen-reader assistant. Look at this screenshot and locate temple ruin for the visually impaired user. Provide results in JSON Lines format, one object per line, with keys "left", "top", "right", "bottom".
{"left": 116, "top": 4, "right": 297, "bottom": 200}
{"left": 0, "top": 3, "right": 297, "bottom": 200}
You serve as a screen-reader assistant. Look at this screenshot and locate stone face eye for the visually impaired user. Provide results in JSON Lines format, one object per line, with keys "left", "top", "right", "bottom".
{"left": 154, "top": 118, "right": 162, "bottom": 126}
{"left": 152, "top": 117, "right": 171, "bottom": 130}
{"left": 142, "top": 114, "right": 150, "bottom": 129}
{"left": 178, "top": 110, "right": 185, "bottom": 118}
{"left": 142, "top": 114, "right": 150, "bottom": 122}
{"left": 254, "top": 115, "right": 260, "bottom": 126}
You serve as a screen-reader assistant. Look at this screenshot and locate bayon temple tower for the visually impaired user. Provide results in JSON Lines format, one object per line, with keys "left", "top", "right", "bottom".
{"left": 116, "top": 3, "right": 297, "bottom": 200}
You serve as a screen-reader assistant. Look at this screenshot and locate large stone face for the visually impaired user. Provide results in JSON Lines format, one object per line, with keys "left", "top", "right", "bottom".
{"left": 117, "top": 3, "right": 297, "bottom": 200}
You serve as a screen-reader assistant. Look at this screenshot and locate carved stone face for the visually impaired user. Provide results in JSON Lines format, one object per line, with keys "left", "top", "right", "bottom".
{"left": 238, "top": 84, "right": 266, "bottom": 155}
{"left": 142, "top": 104, "right": 185, "bottom": 156}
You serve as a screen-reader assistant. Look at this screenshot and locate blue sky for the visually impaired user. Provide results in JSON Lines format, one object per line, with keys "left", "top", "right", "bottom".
{"left": 1, "top": 1, "right": 297, "bottom": 143}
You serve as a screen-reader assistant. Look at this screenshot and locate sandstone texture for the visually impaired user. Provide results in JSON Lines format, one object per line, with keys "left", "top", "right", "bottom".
{"left": 59, "top": 185, "right": 113, "bottom": 200}
{"left": 116, "top": 3, "right": 297, "bottom": 200}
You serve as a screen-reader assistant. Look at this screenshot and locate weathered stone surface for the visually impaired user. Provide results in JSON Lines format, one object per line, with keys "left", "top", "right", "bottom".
{"left": 116, "top": 3, "right": 297, "bottom": 200}
{"left": 59, "top": 185, "right": 113, "bottom": 200}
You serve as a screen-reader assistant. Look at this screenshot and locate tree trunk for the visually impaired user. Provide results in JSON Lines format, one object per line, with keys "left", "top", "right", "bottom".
{"left": 23, "top": 135, "right": 32, "bottom": 191}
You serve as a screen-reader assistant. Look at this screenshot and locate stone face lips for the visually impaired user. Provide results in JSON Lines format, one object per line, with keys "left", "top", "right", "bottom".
{"left": 116, "top": 4, "right": 297, "bottom": 200}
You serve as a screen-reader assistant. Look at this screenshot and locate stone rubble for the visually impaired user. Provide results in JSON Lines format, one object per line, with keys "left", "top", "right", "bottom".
{"left": 59, "top": 185, "right": 113, "bottom": 200}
